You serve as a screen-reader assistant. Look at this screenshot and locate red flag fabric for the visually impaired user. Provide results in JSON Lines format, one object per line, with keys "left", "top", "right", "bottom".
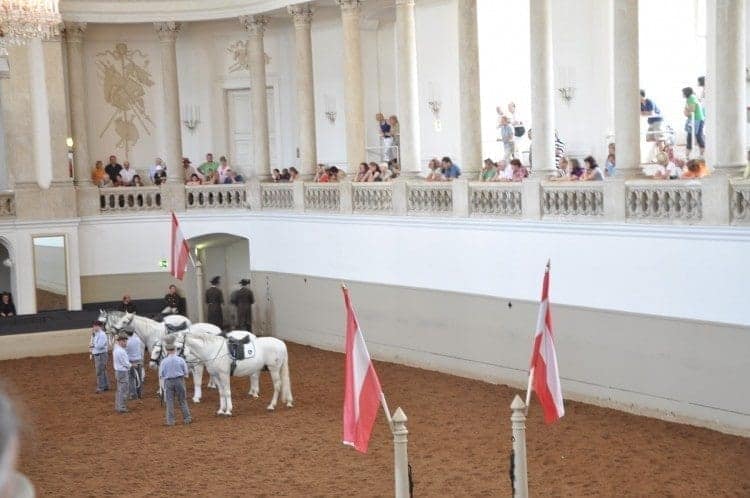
{"left": 170, "top": 212, "right": 190, "bottom": 281}
{"left": 528, "top": 266, "right": 565, "bottom": 423}
{"left": 342, "top": 287, "right": 384, "bottom": 453}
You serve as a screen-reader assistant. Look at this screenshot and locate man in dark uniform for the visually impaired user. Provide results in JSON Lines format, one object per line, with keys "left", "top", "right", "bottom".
{"left": 205, "top": 276, "right": 224, "bottom": 329}
{"left": 120, "top": 294, "right": 137, "bottom": 313}
{"left": 232, "top": 278, "right": 254, "bottom": 332}
{"left": 163, "top": 284, "right": 181, "bottom": 315}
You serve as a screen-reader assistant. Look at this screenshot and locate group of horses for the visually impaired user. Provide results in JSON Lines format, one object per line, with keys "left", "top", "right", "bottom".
{"left": 97, "top": 310, "right": 294, "bottom": 416}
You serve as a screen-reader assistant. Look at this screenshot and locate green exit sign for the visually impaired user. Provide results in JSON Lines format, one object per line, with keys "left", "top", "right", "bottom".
{"left": 159, "top": 258, "right": 168, "bottom": 269}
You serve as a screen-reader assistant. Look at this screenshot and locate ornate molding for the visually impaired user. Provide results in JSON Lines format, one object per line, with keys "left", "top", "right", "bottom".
{"left": 154, "top": 21, "right": 181, "bottom": 42}
{"left": 336, "top": 0, "right": 361, "bottom": 14}
{"left": 239, "top": 15, "right": 268, "bottom": 37}
{"left": 395, "top": 0, "right": 416, "bottom": 5}
{"left": 288, "top": 4, "right": 313, "bottom": 28}
{"left": 63, "top": 22, "right": 87, "bottom": 43}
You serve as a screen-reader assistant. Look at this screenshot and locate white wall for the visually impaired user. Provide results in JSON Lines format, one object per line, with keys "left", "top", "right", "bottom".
{"left": 77, "top": 212, "right": 750, "bottom": 327}
{"left": 32, "top": 244, "right": 67, "bottom": 294}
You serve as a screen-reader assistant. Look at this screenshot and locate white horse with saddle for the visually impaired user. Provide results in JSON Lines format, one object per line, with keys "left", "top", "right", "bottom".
{"left": 100, "top": 310, "right": 222, "bottom": 403}
{"left": 181, "top": 329, "right": 294, "bottom": 416}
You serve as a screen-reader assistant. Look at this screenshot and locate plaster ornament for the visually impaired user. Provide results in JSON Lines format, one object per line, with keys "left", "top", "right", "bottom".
{"left": 227, "top": 40, "right": 270, "bottom": 73}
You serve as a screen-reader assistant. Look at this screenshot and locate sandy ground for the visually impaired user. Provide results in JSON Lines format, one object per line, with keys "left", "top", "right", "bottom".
{"left": 0, "top": 343, "right": 748, "bottom": 497}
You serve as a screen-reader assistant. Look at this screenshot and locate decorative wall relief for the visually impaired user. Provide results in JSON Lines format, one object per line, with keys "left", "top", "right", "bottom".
{"left": 96, "top": 42, "right": 154, "bottom": 157}
{"left": 227, "top": 40, "right": 270, "bottom": 73}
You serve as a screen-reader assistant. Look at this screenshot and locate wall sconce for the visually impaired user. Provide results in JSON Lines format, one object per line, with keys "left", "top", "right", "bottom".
{"left": 427, "top": 99, "right": 441, "bottom": 117}
{"left": 558, "top": 86, "right": 575, "bottom": 105}
{"left": 182, "top": 105, "right": 200, "bottom": 132}
{"left": 323, "top": 94, "right": 336, "bottom": 125}
{"left": 66, "top": 137, "right": 74, "bottom": 179}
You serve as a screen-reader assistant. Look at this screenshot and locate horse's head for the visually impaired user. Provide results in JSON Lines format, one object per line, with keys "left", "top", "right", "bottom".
{"left": 112, "top": 312, "right": 135, "bottom": 334}
{"left": 97, "top": 309, "right": 108, "bottom": 326}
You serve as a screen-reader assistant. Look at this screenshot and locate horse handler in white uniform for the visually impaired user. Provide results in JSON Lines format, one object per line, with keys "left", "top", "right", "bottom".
{"left": 125, "top": 329, "right": 144, "bottom": 400}
{"left": 113, "top": 333, "right": 132, "bottom": 413}
{"left": 158, "top": 337, "right": 192, "bottom": 426}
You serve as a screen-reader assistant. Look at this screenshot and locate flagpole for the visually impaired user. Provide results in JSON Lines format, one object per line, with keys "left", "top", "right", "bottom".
{"left": 525, "top": 259, "right": 551, "bottom": 415}
{"left": 380, "top": 392, "right": 394, "bottom": 432}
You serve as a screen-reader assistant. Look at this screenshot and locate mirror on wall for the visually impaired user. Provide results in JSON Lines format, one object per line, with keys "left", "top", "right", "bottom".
{"left": 32, "top": 236, "right": 68, "bottom": 311}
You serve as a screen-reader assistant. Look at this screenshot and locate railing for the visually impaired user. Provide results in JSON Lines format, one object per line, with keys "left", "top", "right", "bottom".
{"left": 0, "top": 192, "right": 15, "bottom": 217}
{"left": 304, "top": 183, "right": 341, "bottom": 212}
{"left": 352, "top": 183, "right": 394, "bottom": 214}
{"left": 731, "top": 179, "right": 750, "bottom": 225}
{"left": 626, "top": 180, "right": 702, "bottom": 223}
{"left": 542, "top": 182, "right": 604, "bottom": 218}
{"left": 407, "top": 182, "right": 452, "bottom": 214}
{"left": 469, "top": 182, "right": 523, "bottom": 217}
{"left": 99, "top": 187, "right": 162, "bottom": 213}
{"left": 186, "top": 184, "right": 246, "bottom": 209}
{"left": 260, "top": 183, "right": 294, "bottom": 210}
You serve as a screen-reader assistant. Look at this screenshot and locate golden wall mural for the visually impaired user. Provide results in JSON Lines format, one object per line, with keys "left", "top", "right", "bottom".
{"left": 227, "top": 40, "right": 270, "bottom": 73}
{"left": 96, "top": 42, "right": 154, "bottom": 158}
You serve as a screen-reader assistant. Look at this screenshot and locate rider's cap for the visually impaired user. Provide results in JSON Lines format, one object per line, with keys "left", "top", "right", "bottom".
{"left": 164, "top": 342, "right": 176, "bottom": 351}
{"left": 116, "top": 332, "right": 129, "bottom": 341}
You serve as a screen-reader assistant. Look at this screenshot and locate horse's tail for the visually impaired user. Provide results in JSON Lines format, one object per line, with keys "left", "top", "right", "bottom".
{"left": 280, "top": 352, "right": 293, "bottom": 405}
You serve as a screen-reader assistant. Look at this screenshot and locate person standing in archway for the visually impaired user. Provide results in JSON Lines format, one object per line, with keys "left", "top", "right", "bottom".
{"left": 232, "top": 278, "right": 255, "bottom": 332}
{"left": 205, "top": 276, "right": 224, "bottom": 329}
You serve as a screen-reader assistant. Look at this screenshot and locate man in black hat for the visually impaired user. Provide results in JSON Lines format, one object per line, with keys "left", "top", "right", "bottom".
{"left": 231, "top": 278, "right": 255, "bottom": 332}
{"left": 205, "top": 276, "right": 224, "bottom": 329}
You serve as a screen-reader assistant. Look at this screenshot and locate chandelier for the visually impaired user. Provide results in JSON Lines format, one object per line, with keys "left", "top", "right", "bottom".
{"left": 0, "top": 0, "right": 62, "bottom": 46}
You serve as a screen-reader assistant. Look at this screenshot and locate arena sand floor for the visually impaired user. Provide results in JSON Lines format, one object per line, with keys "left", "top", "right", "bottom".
{"left": 1, "top": 343, "right": 748, "bottom": 497}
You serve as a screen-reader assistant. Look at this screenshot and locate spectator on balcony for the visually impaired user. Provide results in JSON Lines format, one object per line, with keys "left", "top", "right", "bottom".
{"left": 205, "top": 171, "right": 219, "bottom": 184}
{"left": 0, "top": 292, "right": 16, "bottom": 317}
{"left": 380, "top": 162, "right": 393, "bottom": 182}
{"left": 441, "top": 157, "right": 461, "bottom": 180}
{"left": 198, "top": 153, "right": 219, "bottom": 177}
{"left": 186, "top": 173, "right": 202, "bottom": 186}
{"left": 223, "top": 169, "right": 244, "bottom": 184}
{"left": 120, "top": 294, "right": 137, "bottom": 314}
{"left": 682, "top": 87, "right": 705, "bottom": 157}
{"left": 119, "top": 161, "right": 136, "bottom": 186}
{"left": 149, "top": 158, "right": 167, "bottom": 184}
{"left": 91, "top": 160, "right": 109, "bottom": 187}
{"left": 364, "top": 162, "right": 381, "bottom": 182}
{"left": 565, "top": 158, "right": 585, "bottom": 180}
{"left": 328, "top": 166, "right": 341, "bottom": 182}
{"left": 582, "top": 156, "right": 603, "bottom": 181}
{"left": 426, "top": 158, "right": 445, "bottom": 181}
{"left": 376, "top": 113, "right": 393, "bottom": 161}
{"left": 681, "top": 158, "right": 709, "bottom": 179}
{"left": 651, "top": 152, "right": 682, "bottom": 180}
{"left": 480, "top": 159, "right": 496, "bottom": 182}
{"left": 280, "top": 168, "right": 291, "bottom": 182}
{"left": 289, "top": 167, "right": 299, "bottom": 181}
{"left": 271, "top": 169, "right": 281, "bottom": 182}
{"left": 550, "top": 156, "right": 569, "bottom": 179}
{"left": 217, "top": 156, "right": 232, "bottom": 184}
{"left": 554, "top": 131, "right": 566, "bottom": 170}
{"left": 509, "top": 159, "right": 527, "bottom": 182}
{"left": 105, "top": 155, "right": 122, "bottom": 183}
{"left": 497, "top": 115, "right": 515, "bottom": 160}
{"left": 113, "top": 173, "right": 124, "bottom": 187}
{"left": 182, "top": 158, "right": 203, "bottom": 184}
{"left": 355, "top": 162, "right": 368, "bottom": 182}
{"left": 314, "top": 164, "right": 329, "bottom": 183}
{"left": 388, "top": 115, "right": 400, "bottom": 161}
{"left": 605, "top": 153, "right": 616, "bottom": 177}
{"left": 132, "top": 175, "right": 144, "bottom": 187}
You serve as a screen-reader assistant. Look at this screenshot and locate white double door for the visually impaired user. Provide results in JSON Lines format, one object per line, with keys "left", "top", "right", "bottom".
{"left": 226, "top": 87, "right": 277, "bottom": 175}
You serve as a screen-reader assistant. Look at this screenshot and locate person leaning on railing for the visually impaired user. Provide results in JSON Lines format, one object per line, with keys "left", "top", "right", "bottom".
{"left": 91, "top": 160, "right": 110, "bottom": 187}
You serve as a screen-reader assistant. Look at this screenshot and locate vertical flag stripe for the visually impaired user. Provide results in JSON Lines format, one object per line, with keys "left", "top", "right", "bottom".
{"left": 170, "top": 212, "right": 190, "bottom": 281}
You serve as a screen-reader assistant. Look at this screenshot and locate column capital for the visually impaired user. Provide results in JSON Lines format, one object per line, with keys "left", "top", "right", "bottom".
{"left": 154, "top": 22, "right": 181, "bottom": 42}
{"left": 63, "top": 22, "right": 87, "bottom": 43}
{"left": 336, "top": 0, "right": 361, "bottom": 14}
{"left": 395, "top": 0, "right": 416, "bottom": 6}
{"left": 288, "top": 4, "right": 313, "bottom": 28}
{"left": 239, "top": 15, "right": 268, "bottom": 36}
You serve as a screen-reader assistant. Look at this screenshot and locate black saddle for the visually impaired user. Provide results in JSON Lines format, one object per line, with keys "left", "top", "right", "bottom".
{"left": 165, "top": 321, "right": 189, "bottom": 333}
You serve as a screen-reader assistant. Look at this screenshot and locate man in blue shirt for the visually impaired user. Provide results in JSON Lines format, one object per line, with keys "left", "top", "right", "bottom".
{"left": 159, "top": 338, "right": 192, "bottom": 426}
{"left": 125, "top": 329, "right": 144, "bottom": 400}
{"left": 441, "top": 156, "right": 461, "bottom": 179}
{"left": 112, "top": 332, "right": 131, "bottom": 413}
{"left": 89, "top": 321, "right": 109, "bottom": 393}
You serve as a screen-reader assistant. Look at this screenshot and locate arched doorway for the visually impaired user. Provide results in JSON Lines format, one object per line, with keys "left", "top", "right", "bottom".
{"left": 185, "top": 233, "right": 251, "bottom": 329}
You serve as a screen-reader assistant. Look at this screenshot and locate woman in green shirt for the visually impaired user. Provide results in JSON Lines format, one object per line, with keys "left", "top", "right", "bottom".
{"left": 682, "top": 87, "right": 705, "bottom": 156}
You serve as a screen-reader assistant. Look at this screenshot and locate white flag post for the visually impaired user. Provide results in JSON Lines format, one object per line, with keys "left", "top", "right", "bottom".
{"left": 510, "top": 395, "right": 529, "bottom": 498}
{"left": 391, "top": 407, "right": 410, "bottom": 498}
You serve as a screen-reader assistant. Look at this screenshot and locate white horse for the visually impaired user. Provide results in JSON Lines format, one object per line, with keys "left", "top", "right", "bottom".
{"left": 111, "top": 312, "right": 222, "bottom": 403}
{"left": 183, "top": 330, "right": 293, "bottom": 415}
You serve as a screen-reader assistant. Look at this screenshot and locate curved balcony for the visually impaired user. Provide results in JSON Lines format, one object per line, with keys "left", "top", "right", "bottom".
{"left": 186, "top": 184, "right": 246, "bottom": 209}
{"left": 98, "top": 187, "right": 162, "bottom": 213}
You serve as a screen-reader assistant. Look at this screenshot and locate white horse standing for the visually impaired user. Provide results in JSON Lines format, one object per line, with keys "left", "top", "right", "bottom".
{"left": 110, "top": 312, "right": 222, "bottom": 403}
{"left": 183, "top": 330, "right": 293, "bottom": 415}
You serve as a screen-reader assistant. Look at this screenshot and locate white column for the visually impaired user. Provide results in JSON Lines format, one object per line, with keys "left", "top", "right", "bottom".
{"left": 458, "top": 0, "right": 482, "bottom": 176}
{"left": 712, "top": 0, "right": 746, "bottom": 171}
{"left": 613, "top": 0, "right": 640, "bottom": 174}
{"left": 288, "top": 4, "right": 317, "bottom": 179}
{"left": 195, "top": 261, "right": 205, "bottom": 322}
{"left": 64, "top": 22, "right": 91, "bottom": 185}
{"left": 28, "top": 39, "right": 53, "bottom": 190}
{"left": 338, "top": 0, "right": 366, "bottom": 172}
{"left": 155, "top": 22, "right": 184, "bottom": 185}
{"left": 529, "top": 0, "right": 556, "bottom": 174}
{"left": 241, "top": 15, "right": 271, "bottom": 179}
{"left": 395, "top": 0, "right": 422, "bottom": 177}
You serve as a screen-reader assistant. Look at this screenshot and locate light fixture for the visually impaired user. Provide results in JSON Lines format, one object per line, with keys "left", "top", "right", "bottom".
{"left": 556, "top": 66, "right": 575, "bottom": 105}
{"left": 66, "top": 136, "right": 74, "bottom": 179}
{"left": 0, "top": 0, "right": 62, "bottom": 46}
{"left": 558, "top": 86, "right": 575, "bottom": 105}
{"left": 66, "top": 137, "right": 74, "bottom": 148}
{"left": 182, "top": 105, "right": 200, "bottom": 132}
{"left": 323, "top": 94, "right": 336, "bottom": 125}
{"left": 325, "top": 110, "right": 337, "bottom": 124}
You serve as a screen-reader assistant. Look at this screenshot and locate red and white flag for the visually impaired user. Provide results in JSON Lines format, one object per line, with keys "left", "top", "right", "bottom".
{"left": 342, "top": 287, "right": 384, "bottom": 453}
{"left": 526, "top": 263, "right": 565, "bottom": 423}
{"left": 170, "top": 211, "right": 190, "bottom": 281}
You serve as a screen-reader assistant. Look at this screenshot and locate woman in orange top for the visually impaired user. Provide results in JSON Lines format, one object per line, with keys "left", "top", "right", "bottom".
{"left": 91, "top": 161, "right": 107, "bottom": 186}
{"left": 681, "top": 159, "right": 709, "bottom": 179}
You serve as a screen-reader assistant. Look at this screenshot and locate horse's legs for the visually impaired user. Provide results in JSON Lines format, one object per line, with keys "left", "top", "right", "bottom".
{"left": 191, "top": 364, "right": 203, "bottom": 403}
{"left": 216, "top": 375, "right": 227, "bottom": 415}
{"left": 248, "top": 372, "right": 260, "bottom": 398}
{"left": 207, "top": 374, "right": 217, "bottom": 389}
{"left": 222, "top": 374, "right": 233, "bottom": 416}
{"left": 158, "top": 377, "right": 164, "bottom": 396}
{"left": 281, "top": 356, "right": 293, "bottom": 408}
{"left": 267, "top": 366, "right": 282, "bottom": 411}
